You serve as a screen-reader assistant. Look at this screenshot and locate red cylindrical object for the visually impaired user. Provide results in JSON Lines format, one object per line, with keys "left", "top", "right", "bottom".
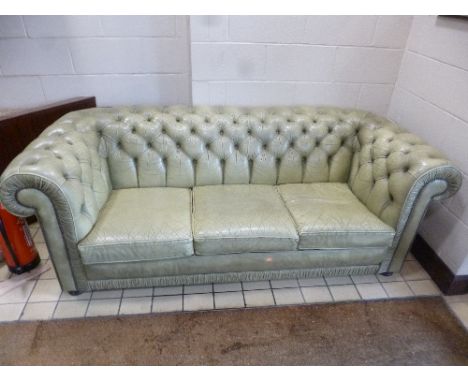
{"left": 0, "top": 203, "right": 40, "bottom": 274}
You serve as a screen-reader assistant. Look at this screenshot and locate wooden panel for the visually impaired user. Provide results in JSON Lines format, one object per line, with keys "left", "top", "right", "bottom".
{"left": 0, "top": 97, "right": 96, "bottom": 174}
{"left": 412, "top": 234, "right": 468, "bottom": 295}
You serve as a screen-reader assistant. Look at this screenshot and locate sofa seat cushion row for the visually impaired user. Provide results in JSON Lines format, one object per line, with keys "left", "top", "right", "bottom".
{"left": 193, "top": 184, "right": 298, "bottom": 255}
{"left": 279, "top": 183, "right": 395, "bottom": 249}
{"left": 77, "top": 183, "right": 395, "bottom": 265}
{"left": 78, "top": 188, "right": 193, "bottom": 264}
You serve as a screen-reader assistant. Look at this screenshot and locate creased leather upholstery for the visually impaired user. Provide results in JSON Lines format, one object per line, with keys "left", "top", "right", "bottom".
{"left": 348, "top": 115, "right": 461, "bottom": 229}
{"left": 193, "top": 184, "right": 298, "bottom": 255}
{"left": 0, "top": 105, "right": 462, "bottom": 292}
{"left": 78, "top": 188, "right": 193, "bottom": 264}
{"left": 278, "top": 183, "right": 395, "bottom": 249}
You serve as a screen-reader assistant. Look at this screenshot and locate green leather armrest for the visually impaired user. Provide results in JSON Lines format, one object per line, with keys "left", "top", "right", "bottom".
{"left": 349, "top": 125, "right": 462, "bottom": 272}
{"left": 0, "top": 118, "right": 112, "bottom": 291}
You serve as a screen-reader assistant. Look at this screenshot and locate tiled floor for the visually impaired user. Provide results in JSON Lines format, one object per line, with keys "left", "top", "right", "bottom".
{"left": 0, "top": 222, "right": 467, "bottom": 331}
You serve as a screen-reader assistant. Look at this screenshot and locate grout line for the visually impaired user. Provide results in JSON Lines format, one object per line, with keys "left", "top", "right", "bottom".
{"left": 192, "top": 79, "right": 396, "bottom": 86}
{"left": 297, "top": 279, "right": 307, "bottom": 303}
{"left": 241, "top": 289, "right": 247, "bottom": 308}
{"left": 21, "top": 16, "right": 29, "bottom": 38}
{"left": 191, "top": 41, "right": 404, "bottom": 51}
{"left": 181, "top": 286, "right": 185, "bottom": 311}
{"left": 17, "top": 279, "right": 39, "bottom": 321}
{"left": 149, "top": 287, "right": 155, "bottom": 312}
{"left": 394, "top": 84, "right": 468, "bottom": 128}
{"left": 407, "top": 49, "right": 468, "bottom": 75}
{"left": 350, "top": 277, "right": 364, "bottom": 300}
{"left": 211, "top": 283, "right": 215, "bottom": 309}
{"left": 369, "top": 16, "right": 380, "bottom": 46}
{"left": 117, "top": 295, "right": 124, "bottom": 315}
{"left": 269, "top": 281, "right": 277, "bottom": 305}
{"left": 49, "top": 298, "right": 60, "bottom": 320}
{"left": 83, "top": 294, "right": 93, "bottom": 317}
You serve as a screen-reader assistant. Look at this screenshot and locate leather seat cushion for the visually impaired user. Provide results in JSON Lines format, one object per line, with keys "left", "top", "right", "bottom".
{"left": 78, "top": 188, "right": 193, "bottom": 264}
{"left": 278, "top": 183, "right": 395, "bottom": 249}
{"left": 193, "top": 185, "right": 299, "bottom": 255}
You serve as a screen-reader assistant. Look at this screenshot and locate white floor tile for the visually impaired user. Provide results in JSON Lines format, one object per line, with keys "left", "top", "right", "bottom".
{"left": 152, "top": 295, "right": 183, "bottom": 313}
{"left": 38, "top": 261, "right": 57, "bottom": 280}
{"left": 351, "top": 274, "right": 379, "bottom": 284}
{"left": 0, "top": 280, "right": 36, "bottom": 304}
{"left": 33, "top": 228, "right": 45, "bottom": 244}
{"left": 382, "top": 282, "right": 414, "bottom": 298}
{"left": 356, "top": 283, "right": 388, "bottom": 300}
{"left": 244, "top": 289, "right": 275, "bottom": 307}
{"left": 329, "top": 285, "right": 361, "bottom": 302}
{"left": 273, "top": 288, "right": 304, "bottom": 305}
{"left": 183, "top": 293, "right": 214, "bottom": 311}
{"left": 401, "top": 261, "right": 430, "bottom": 281}
{"left": 270, "top": 279, "right": 299, "bottom": 288}
{"left": 21, "top": 302, "right": 57, "bottom": 321}
{"left": 91, "top": 289, "right": 123, "bottom": 299}
{"left": 298, "top": 277, "right": 326, "bottom": 287}
{"left": 59, "top": 291, "right": 91, "bottom": 301}
{"left": 86, "top": 299, "right": 121, "bottom": 317}
{"left": 443, "top": 293, "right": 468, "bottom": 304}
{"left": 301, "top": 286, "right": 333, "bottom": 304}
{"left": 28, "top": 279, "right": 62, "bottom": 302}
{"left": 377, "top": 272, "right": 404, "bottom": 283}
{"left": 406, "top": 253, "right": 416, "bottom": 261}
{"left": 0, "top": 303, "right": 25, "bottom": 322}
{"left": 325, "top": 276, "right": 353, "bottom": 286}
{"left": 242, "top": 281, "right": 271, "bottom": 290}
{"left": 122, "top": 288, "right": 153, "bottom": 298}
{"left": 184, "top": 284, "right": 213, "bottom": 294}
{"left": 153, "top": 286, "right": 183, "bottom": 296}
{"left": 407, "top": 280, "right": 440, "bottom": 296}
{"left": 35, "top": 243, "right": 49, "bottom": 260}
{"left": 28, "top": 222, "right": 39, "bottom": 233}
{"left": 119, "top": 297, "right": 152, "bottom": 315}
{"left": 213, "top": 282, "right": 242, "bottom": 292}
{"left": 53, "top": 300, "right": 89, "bottom": 319}
{"left": 214, "top": 292, "right": 245, "bottom": 309}
{"left": 448, "top": 302, "right": 468, "bottom": 329}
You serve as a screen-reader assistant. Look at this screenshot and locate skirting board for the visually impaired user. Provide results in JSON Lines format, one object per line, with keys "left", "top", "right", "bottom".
{"left": 411, "top": 234, "right": 468, "bottom": 295}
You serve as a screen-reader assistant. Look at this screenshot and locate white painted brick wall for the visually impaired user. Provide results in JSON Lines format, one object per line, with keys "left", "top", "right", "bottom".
{"left": 265, "top": 45, "right": 335, "bottom": 81}
{"left": 0, "top": 16, "right": 191, "bottom": 108}
{"left": 0, "top": 16, "right": 26, "bottom": 37}
{"left": 388, "top": 16, "right": 468, "bottom": 276}
{"left": 190, "top": 15, "right": 412, "bottom": 115}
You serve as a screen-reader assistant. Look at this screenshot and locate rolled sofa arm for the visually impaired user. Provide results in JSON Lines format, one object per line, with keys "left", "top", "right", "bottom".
{"left": 349, "top": 121, "right": 462, "bottom": 273}
{"left": 0, "top": 115, "right": 112, "bottom": 291}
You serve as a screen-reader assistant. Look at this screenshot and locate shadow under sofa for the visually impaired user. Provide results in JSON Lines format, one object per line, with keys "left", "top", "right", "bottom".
{"left": 0, "top": 106, "right": 462, "bottom": 294}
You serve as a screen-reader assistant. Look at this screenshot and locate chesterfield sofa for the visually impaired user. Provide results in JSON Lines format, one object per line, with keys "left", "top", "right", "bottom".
{"left": 0, "top": 106, "right": 462, "bottom": 295}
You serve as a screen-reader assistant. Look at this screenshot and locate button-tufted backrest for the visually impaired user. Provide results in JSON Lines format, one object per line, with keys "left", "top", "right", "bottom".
{"left": 89, "top": 105, "right": 370, "bottom": 188}
{"left": 348, "top": 114, "right": 453, "bottom": 229}
{"left": 1, "top": 105, "right": 457, "bottom": 238}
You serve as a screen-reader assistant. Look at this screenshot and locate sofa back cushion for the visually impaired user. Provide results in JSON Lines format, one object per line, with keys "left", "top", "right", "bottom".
{"left": 94, "top": 106, "right": 370, "bottom": 189}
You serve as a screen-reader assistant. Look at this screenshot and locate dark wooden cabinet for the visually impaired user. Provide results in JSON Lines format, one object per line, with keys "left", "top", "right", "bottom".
{"left": 0, "top": 97, "right": 96, "bottom": 174}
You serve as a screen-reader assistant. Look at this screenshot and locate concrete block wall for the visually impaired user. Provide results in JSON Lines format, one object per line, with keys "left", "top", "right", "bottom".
{"left": 388, "top": 16, "right": 468, "bottom": 275}
{"left": 190, "top": 16, "right": 412, "bottom": 114}
{"left": 0, "top": 16, "right": 191, "bottom": 107}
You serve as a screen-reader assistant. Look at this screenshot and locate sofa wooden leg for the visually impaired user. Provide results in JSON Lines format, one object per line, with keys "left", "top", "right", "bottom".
{"left": 379, "top": 272, "right": 393, "bottom": 277}
{"left": 68, "top": 290, "right": 82, "bottom": 296}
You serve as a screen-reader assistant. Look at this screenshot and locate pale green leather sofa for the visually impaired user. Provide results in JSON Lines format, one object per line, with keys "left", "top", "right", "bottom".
{"left": 0, "top": 106, "right": 462, "bottom": 294}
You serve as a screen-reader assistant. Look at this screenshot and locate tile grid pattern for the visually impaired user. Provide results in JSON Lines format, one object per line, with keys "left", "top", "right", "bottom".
{"left": 0, "top": 222, "right": 466, "bottom": 330}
